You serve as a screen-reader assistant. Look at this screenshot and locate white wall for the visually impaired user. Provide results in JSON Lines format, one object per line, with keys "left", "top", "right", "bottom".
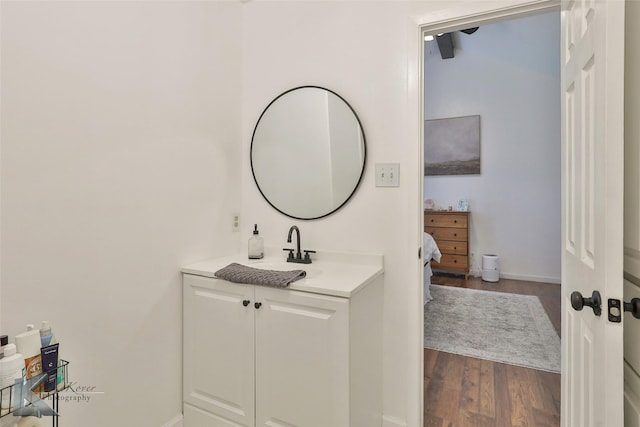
{"left": 241, "top": 3, "right": 421, "bottom": 423}
{"left": 1, "top": 2, "right": 242, "bottom": 426}
{"left": 424, "top": 11, "right": 561, "bottom": 282}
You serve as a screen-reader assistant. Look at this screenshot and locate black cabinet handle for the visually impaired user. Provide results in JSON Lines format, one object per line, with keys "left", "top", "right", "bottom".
{"left": 254, "top": 302, "right": 262, "bottom": 309}
{"left": 242, "top": 300, "right": 250, "bottom": 307}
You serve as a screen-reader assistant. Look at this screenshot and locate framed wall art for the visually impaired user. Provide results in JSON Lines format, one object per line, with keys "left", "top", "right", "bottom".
{"left": 424, "top": 115, "right": 481, "bottom": 176}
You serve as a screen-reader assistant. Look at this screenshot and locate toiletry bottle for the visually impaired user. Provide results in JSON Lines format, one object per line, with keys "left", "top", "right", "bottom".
{"left": 248, "top": 224, "right": 264, "bottom": 259}
{"left": 40, "top": 343, "right": 58, "bottom": 393}
{"left": 39, "top": 321, "right": 56, "bottom": 347}
{"left": 0, "top": 344, "right": 24, "bottom": 411}
{"left": 15, "top": 329, "right": 42, "bottom": 393}
{"left": 38, "top": 322, "right": 62, "bottom": 388}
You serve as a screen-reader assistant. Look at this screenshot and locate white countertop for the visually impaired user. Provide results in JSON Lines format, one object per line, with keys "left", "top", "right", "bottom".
{"left": 181, "top": 247, "right": 383, "bottom": 298}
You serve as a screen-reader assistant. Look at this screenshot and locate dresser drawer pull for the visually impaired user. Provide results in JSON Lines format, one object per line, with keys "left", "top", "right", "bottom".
{"left": 454, "top": 233, "right": 457, "bottom": 237}
{"left": 454, "top": 260, "right": 458, "bottom": 264}
{"left": 430, "top": 219, "right": 434, "bottom": 222}
{"left": 454, "top": 220, "right": 457, "bottom": 223}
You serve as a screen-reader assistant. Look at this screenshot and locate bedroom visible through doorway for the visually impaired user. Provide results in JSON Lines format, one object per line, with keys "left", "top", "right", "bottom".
{"left": 421, "top": 9, "right": 562, "bottom": 427}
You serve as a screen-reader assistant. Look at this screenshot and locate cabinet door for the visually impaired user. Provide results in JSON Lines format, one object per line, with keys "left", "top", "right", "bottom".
{"left": 184, "top": 403, "right": 246, "bottom": 427}
{"left": 183, "top": 275, "right": 255, "bottom": 426}
{"left": 254, "top": 287, "right": 350, "bottom": 427}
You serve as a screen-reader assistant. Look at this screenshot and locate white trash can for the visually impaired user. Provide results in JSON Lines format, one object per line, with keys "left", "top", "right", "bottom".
{"left": 482, "top": 254, "right": 500, "bottom": 282}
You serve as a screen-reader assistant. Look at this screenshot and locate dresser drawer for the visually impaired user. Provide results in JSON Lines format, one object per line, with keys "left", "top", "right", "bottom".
{"left": 425, "top": 227, "right": 467, "bottom": 242}
{"left": 424, "top": 213, "right": 468, "bottom": 228}
{"left": 434, "top": 240, "right": 467, "bottom": 255}
{"left": 432, "top": 254, "right": 469, "bottom": 270}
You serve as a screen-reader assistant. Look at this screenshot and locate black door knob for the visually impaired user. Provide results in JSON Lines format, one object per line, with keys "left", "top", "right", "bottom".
{"left": 624, "top": 298, "right": 640, "bottom": 319}
{"left": 571, "top": 290, "right": 602, "bottom": 316}
{"left": 242, "top": 300, "right": 250, "bottom": 307}
{"left": 254, "top": 302, "right": 262, "bottom": 309}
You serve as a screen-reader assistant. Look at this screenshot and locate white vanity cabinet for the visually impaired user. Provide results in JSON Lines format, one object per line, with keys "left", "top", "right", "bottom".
{"left": 182, "top": 255, "right": 383, "bottom": 427}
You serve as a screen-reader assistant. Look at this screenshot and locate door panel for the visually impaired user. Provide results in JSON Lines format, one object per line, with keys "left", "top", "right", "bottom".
{"left": 183, "top": 275, "right": 255, "bottom": 426}
{"left": 184, "top": 403, "right": 245, "bottom": 427}
{"left": 254, "top": 287, "right": 349, "bottom": 427}
{"left": 561, "top": 0, "right": 625, "bottom": 426}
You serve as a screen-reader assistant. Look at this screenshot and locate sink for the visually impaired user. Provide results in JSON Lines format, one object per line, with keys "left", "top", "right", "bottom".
{"left": 182, "top": 250, "right": 383, "bottom": 298}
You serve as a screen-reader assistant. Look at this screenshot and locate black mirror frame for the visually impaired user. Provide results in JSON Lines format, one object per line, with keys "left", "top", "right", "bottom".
{"left": 250, "top": 85, "right": 367, "bottom": 220}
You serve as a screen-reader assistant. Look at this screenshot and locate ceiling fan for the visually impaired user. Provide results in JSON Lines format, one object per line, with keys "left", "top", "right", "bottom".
{"left": 427, "top": 27, "right": 479, "bottom": 59}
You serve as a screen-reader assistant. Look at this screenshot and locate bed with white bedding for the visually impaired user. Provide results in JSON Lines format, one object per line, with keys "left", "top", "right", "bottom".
{"left": 423, "top": 232, "right": 441, "bottom": 303}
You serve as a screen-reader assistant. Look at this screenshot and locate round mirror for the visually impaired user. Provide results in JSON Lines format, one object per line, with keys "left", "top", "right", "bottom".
{"left": 250, "top": 86, "right": 366, "bottom": 220}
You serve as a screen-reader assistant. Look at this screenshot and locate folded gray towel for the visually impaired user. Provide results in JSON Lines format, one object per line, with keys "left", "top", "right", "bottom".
{"left": 214, "top": 263, "right": 307, "bottom": 288}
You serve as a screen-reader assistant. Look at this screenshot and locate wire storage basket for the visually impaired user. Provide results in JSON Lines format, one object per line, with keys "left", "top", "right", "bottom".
{"left": 0, "top": 359, "right": 69, "bottom": 418}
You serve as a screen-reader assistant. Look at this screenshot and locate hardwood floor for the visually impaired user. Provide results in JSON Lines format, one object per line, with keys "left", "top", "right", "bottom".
{"left": 424, "top": 274, "right": 561, "bottom": 427}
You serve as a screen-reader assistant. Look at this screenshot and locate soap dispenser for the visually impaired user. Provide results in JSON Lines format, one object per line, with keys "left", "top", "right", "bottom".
{"left": 248, "top": 224, "right": 264, "bottom": 259}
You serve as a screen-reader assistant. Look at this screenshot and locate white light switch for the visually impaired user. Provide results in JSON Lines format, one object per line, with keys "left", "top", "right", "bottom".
{"left": 375, "top": 163, "right": 400, "bottom": 187}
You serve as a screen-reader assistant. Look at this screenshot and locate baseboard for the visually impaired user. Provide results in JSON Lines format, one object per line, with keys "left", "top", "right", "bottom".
{"left": 161, "top": 414, "right": 183, "bottom": 427}
{"left": 382, "top": 415, "right": 407, "bottom": 427}
{"left": 498, "top": 272, "right": 561, "bottom": 284}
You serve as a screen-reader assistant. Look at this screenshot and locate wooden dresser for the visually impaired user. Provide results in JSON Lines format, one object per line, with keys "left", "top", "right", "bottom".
{"left": 424, "top": 210, "right": 470, "bottom": 279}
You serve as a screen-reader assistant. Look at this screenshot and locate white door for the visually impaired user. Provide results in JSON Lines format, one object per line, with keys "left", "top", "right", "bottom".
{"left": 561, "top": 0, "right": 625, "bottom": 426}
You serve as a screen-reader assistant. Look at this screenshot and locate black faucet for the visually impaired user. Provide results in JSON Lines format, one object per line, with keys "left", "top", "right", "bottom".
{"left": 283, "top": 225, "right": 315, "bottom": 264}
{"left": 288, "top": 226, "right": 302, "bottom": 259}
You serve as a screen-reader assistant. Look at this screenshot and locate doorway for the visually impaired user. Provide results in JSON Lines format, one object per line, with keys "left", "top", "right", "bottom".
{"left": 420, "top": 5, "right": 562, "bottom": 427}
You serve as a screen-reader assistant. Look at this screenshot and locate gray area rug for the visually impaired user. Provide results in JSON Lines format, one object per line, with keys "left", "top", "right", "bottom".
{"left": 424, "top": 285, "right": 560, "bottom": 373}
